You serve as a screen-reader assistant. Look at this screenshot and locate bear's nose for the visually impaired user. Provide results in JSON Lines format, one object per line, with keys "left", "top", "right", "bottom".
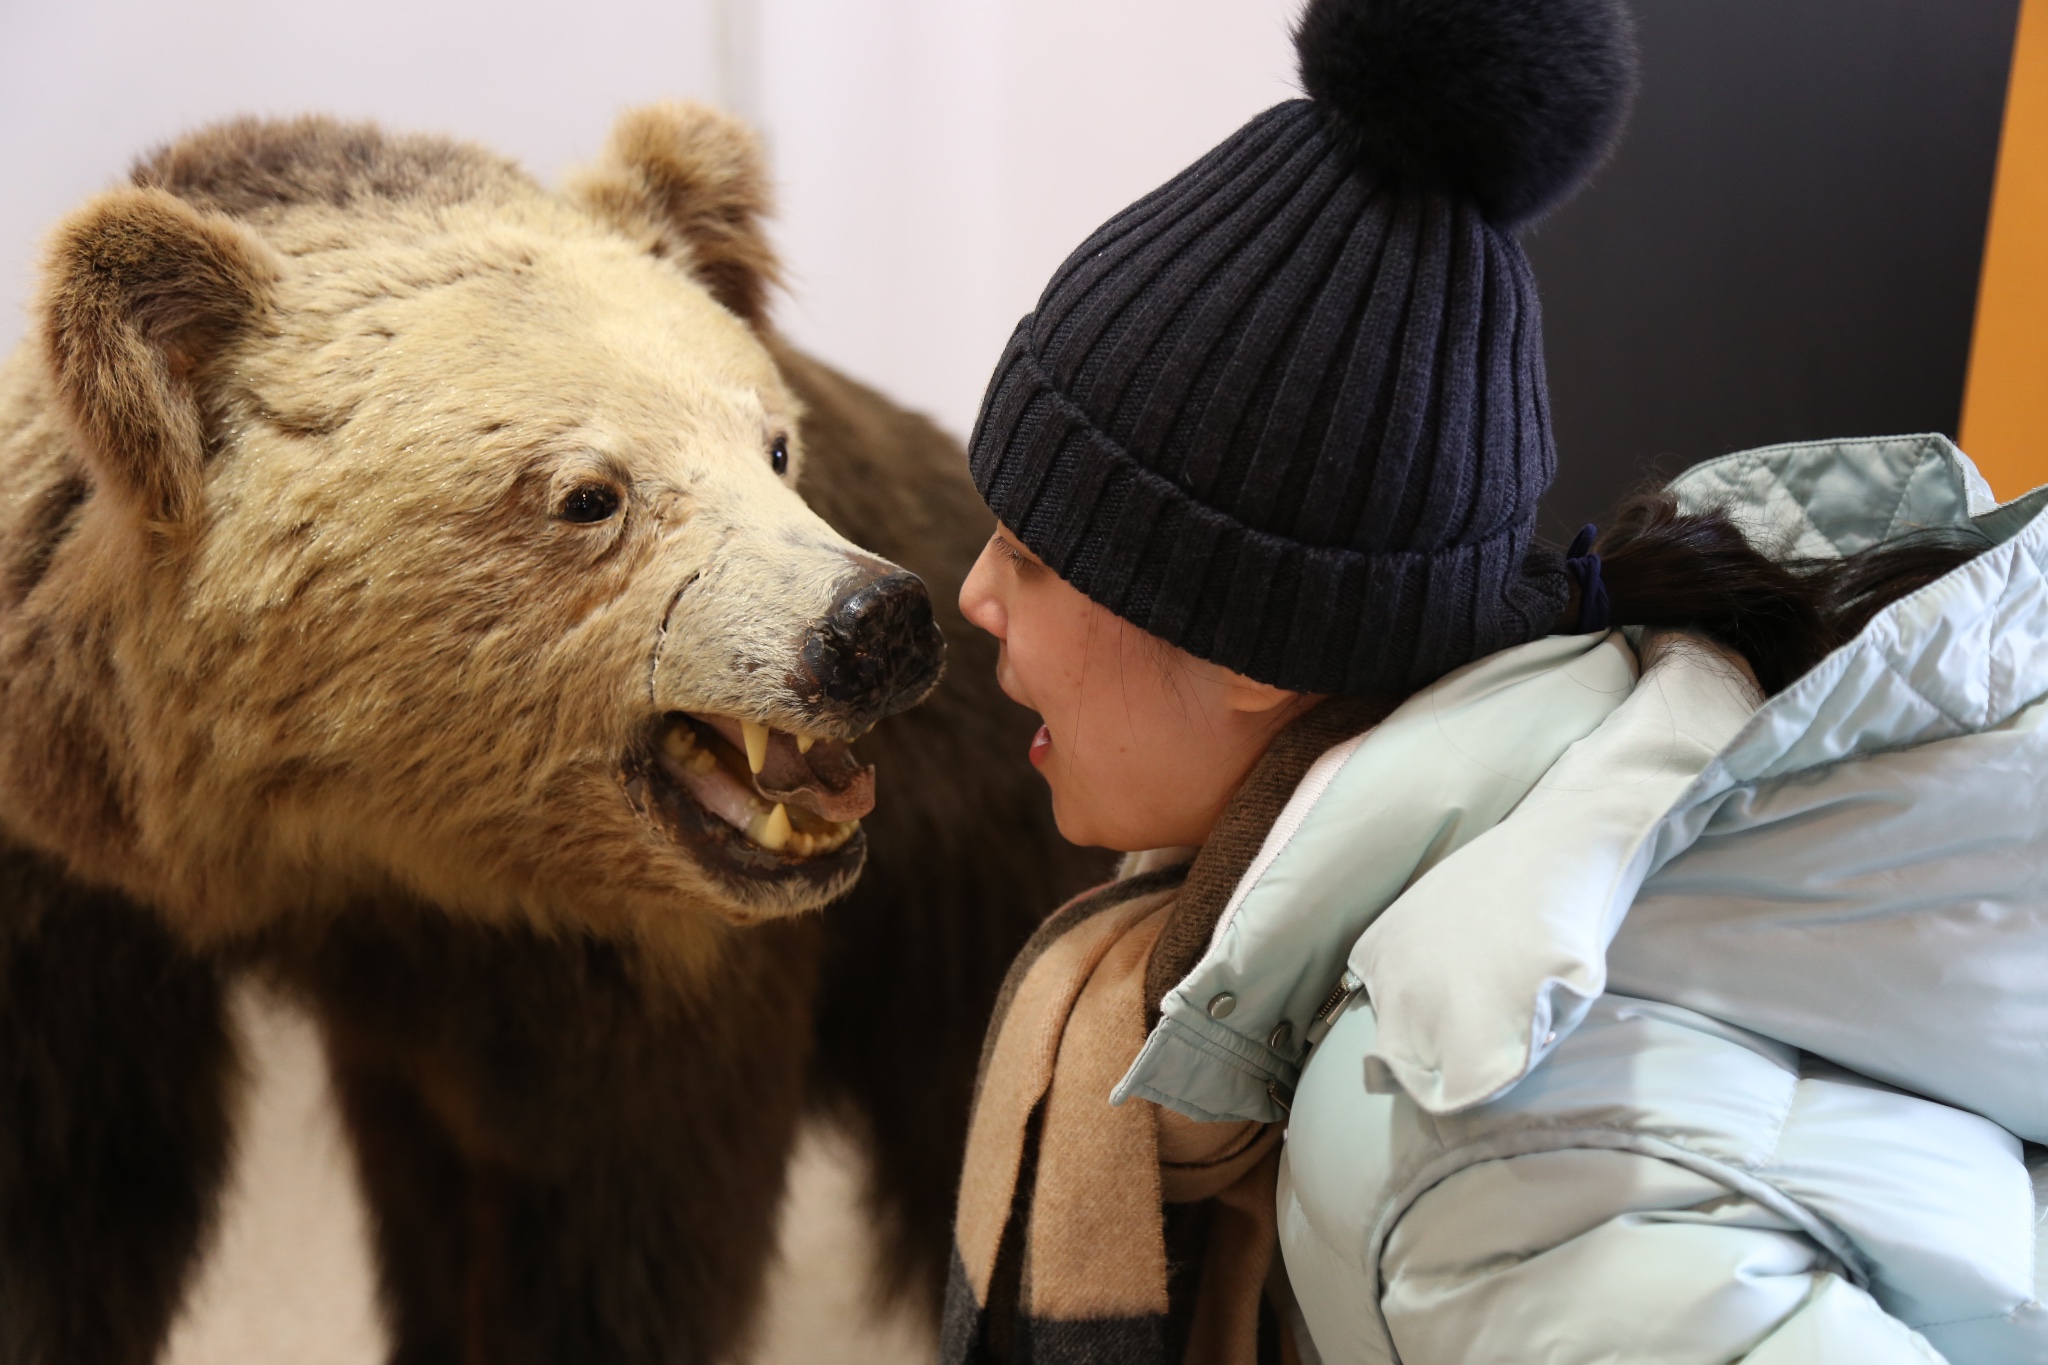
{"left": 798, "top": 568, "right": 945, "bottom": 725}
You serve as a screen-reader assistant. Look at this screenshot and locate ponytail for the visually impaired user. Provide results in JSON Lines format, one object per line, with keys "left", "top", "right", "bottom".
{"left": 1582, "top": 492, "right": 1992, "bottom": 696}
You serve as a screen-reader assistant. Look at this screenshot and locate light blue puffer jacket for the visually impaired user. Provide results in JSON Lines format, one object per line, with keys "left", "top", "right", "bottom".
{"left": 1112, "top": 435, "right": 2048, "bottom": 1364}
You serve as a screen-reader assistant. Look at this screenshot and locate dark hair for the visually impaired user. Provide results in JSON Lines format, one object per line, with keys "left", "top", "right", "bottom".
{"left": 1586, "top": 492, "right": 1993, "bottom": 696}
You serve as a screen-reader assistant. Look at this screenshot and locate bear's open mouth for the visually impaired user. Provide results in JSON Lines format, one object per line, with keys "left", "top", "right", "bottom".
{"left": 631, "top": 712, "right": 871, "bottom": 886}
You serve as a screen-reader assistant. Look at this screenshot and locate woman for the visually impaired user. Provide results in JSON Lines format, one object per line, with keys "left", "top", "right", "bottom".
{"left": 938, "top": 1, "right": 2048, "bottom": 1363}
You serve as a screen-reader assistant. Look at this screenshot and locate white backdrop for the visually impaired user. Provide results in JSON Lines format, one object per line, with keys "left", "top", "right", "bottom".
{"left": 0, "top": 0, "right": 1301, "bottom": 440}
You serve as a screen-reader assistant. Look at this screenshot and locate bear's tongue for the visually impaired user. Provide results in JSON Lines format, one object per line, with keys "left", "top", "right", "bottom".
{"left": 657, "top": 716, "right": 871, "bottom": 857}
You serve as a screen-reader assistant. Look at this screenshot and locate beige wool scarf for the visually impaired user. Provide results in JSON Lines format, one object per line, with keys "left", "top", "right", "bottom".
{"left": 941, "top": 698, "right": 1394, "bottom": 1365}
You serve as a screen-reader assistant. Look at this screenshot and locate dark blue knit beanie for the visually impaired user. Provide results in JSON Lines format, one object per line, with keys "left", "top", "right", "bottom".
{"left": 968, "top": 0, "right": 1639, "bottom": 694}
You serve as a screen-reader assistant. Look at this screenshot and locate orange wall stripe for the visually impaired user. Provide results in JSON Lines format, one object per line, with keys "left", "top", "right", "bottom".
{"left": 1962, "top": 0, "right": 2048, "bottom": 497}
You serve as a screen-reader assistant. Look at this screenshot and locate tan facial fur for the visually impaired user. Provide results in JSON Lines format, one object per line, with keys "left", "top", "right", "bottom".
{"left": 0, "top": 106, "right": 932, "bottom": 968}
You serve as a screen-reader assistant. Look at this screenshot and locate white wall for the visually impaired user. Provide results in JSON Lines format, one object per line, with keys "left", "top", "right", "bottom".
{"left": 0, "top": 0, "right": 724, "bottom": 359}
{"left": 0, "top": 0, "right": 1302, "bottom": 440}
{"left": 746, "top": 0, "right": 1303, "bottom": 435}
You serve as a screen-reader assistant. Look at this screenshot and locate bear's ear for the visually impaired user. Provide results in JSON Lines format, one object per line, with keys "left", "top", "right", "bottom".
{"left": 38, "top": 187, "right": 278, "bottom": 524}
{"left": 568, "top": 101, "right": 781, "bottom": 330}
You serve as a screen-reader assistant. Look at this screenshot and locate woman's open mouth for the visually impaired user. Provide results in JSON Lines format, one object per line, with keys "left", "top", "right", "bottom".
{"left": 631, "top": 711, "right": 872, "bottom": 888}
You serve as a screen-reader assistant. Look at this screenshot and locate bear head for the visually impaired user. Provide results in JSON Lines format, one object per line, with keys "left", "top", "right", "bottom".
{"left": 0, "top": 105, "right": 945, "bottom": 965}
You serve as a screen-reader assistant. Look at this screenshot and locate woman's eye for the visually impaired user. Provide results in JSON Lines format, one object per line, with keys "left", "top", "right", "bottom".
{"left": 559, "top": 483, "right": 622, "bottom": 524}
{"left": 770, "top": 436, "right": 789, "bottom": 476}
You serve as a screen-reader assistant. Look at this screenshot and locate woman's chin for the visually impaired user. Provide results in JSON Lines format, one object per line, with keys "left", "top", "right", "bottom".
{"left": 1053, "top": 808, "right": 1162, "bottom": 858}
{"left": 1045, "top": 771, "right": 1190, "bottom": 855}
{"left": 1046, "top": 792, "right": 1105, "bottom": 852}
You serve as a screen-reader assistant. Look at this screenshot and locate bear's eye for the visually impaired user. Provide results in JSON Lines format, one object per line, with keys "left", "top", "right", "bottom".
{"left": 770, "top": 435, "right": 789, "bottom": 477}
{"left": 558, "top": 482, "right": 622, "bottom": 524}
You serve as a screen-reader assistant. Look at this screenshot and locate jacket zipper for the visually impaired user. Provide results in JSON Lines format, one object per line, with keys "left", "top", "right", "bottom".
{"left": 1304, "top": 969, "right": 1364, "bottom": 1048}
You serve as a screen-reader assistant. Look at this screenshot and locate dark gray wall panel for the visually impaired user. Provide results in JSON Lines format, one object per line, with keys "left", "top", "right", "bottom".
{"left": 1527, "top": 0, "right": 2021, "bottom": 532}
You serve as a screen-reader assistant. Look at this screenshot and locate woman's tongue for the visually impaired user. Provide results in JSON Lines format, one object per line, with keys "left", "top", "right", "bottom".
{"left": 1029, "top": 724, "right": 1053, "bottom": 768}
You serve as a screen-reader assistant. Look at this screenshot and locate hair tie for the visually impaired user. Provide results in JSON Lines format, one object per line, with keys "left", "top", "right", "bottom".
{"left": 1565, "top": 524, "right": 1611, "bottom": 633}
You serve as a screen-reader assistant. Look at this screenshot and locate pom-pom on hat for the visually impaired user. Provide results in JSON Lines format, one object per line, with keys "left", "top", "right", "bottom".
{"left": 968, "top": 0, "right": 1639, "bottom": 696}
{"left": 1298, "top": 0, "right": 1639, "bottom": 226}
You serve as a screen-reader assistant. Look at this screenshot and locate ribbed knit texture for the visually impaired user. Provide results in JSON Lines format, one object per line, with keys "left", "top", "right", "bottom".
{"left": 970, "top": 100, "right": 1571, "bottom": 695}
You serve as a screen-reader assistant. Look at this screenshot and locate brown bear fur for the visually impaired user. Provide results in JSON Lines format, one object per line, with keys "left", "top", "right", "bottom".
{"left": 0, "top": 104, "right": 1105, "bottom": 1363}
{"left": 0, "top": 848, "right": 236, "bottom": 1365}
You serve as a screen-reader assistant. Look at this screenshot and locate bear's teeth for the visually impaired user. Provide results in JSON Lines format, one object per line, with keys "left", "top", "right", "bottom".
{"left": 663, "top": 723, "right": 716, "bottom": 774}
{"left": 657, "top": 719, "right": 856, "bottom": 858}
{"left": 741, "top": 720, "right": 771, "bottom": 774}
{"left": 749, "top": 802, "right": 793, "bottom": 852}
{"left": 783, "top": 818, "right": 857, "bottom": 859}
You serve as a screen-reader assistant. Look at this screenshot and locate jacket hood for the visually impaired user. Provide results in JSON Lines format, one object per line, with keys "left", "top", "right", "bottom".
{"left": 1119, "top": 434, "right": 2048, "bottom": 1129}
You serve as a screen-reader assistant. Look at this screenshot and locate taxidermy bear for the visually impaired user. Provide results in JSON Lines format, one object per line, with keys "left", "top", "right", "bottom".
{"left": 0, "top": 103, "right": 1101, "bottom": 1364}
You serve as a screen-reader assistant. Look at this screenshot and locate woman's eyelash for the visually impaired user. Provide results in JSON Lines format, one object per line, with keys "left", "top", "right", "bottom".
{"left": 994, "top": 535, "right": 1030, "bottom": 568}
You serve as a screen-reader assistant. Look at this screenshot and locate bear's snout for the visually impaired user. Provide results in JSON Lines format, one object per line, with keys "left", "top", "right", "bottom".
{"left": 797, "top": 568, "right": 945, "bottom": 725}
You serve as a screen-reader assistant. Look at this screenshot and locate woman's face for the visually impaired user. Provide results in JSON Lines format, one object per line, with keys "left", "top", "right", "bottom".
{"left": 958, "top": 524, "right": 1316, "bottom": 853}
